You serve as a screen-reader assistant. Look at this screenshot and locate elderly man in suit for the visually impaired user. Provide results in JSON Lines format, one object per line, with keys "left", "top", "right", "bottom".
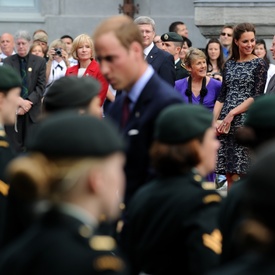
{"left": 93, "top": 15, "right": 183, "bottom": 206}
{"left": 134, "top": 16, "right": 176, "bottom": 87}
{"left": 4, "top": 30, "right": 46, "bottom": 152}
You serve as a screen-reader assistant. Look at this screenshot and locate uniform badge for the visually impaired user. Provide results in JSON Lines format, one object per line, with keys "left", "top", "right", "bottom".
{"left": 163, "top": 34, "right": 169, "bottom": 40}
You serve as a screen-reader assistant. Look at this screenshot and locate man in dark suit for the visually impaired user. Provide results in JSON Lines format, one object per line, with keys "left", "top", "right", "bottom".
{"left": 134, "top": 16, "right": 176, "bottom": 87}
{"left": 93, "top": 15, "right": 183, "bottom": 206}
{"left": 4, "top": 30, "right": 46, "bottom": 152}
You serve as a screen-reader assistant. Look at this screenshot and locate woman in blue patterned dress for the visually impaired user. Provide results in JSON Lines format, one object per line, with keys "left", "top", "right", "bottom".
{"left": 213, "top": 22, "right": 268, "bottom": 188}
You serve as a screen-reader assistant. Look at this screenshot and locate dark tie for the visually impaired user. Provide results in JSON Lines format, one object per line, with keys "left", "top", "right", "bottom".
{"left": 266, "top": 74, "right": 275, "bottom": 94}
{"left": 20, "top": 58, "right": 28, "bottom": 98}
{"left": 55, "top": 64, "right": 63, "bottom": 70}
{"left": 121, "top": 96, "right": 131, "bottom": 127}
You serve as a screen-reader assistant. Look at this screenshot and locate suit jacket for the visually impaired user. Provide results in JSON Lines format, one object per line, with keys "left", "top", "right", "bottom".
{"left": 3, "top": 54, "right": 46, "bottom": 123}
{"left": 266, "top": 73, "right": 275, "bottom": 94}
{"left": 146, "top": 45, "right": 175, "bottom": 86}
{"left": 106, "top": 72, "right": 183, "bottom": 205}
{"left": 0, "top": 208, "right": 129, "bottom": 275}
{"left": 66, "top": 59, "right": 108, "bottom": 106}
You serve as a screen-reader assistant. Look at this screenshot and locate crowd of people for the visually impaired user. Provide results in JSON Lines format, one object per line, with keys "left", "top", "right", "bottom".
{"left": 0, "top": 13, "right": 275, "bottom": 274}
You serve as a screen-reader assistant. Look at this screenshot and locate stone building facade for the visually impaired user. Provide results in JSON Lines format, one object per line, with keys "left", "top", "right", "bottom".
{"left": 1, "top": 0, "right": 275, "bottom": 49}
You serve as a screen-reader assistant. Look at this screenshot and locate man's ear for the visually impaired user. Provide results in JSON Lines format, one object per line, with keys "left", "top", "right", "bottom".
{"left": 86, "top": 168, "right": 103, "bottom": 195}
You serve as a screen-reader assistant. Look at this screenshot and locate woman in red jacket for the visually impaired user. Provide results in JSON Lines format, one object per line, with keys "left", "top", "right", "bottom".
{"left": 66, "top": 34, "right": 108, "bottom": 106}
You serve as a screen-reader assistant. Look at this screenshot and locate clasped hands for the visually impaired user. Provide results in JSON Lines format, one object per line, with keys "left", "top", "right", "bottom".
{"left": 16, "top": 98, "right": 33, "bottom": 115}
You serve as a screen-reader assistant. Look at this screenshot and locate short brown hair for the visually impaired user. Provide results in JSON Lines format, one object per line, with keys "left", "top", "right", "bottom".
{"left": 149, "top": 139, "right": 202, "bottom": 177}
{"left": 93, "top": 15, "right": 143, "bottom": 51}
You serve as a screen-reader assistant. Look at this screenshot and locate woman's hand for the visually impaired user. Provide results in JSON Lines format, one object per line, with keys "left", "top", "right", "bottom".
{"left": 216, "top": 112, "right": 234, "bottom": 134}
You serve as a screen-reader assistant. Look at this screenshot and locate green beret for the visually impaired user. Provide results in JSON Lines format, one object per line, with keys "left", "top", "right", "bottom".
{"left": 161, "top": 32, "right": 183, "bottom": 42}
{"left": 154, "top": 104, "right": 212, "bottom": 144}
{"left": 27, "top": 112, "right": 124, "bottom": 157}
{"left": 0, "top": 65, "right": 22, "bottom": 91}
{"left": 43, "top": 76, "right": 100, "bottom": 112}
{"left": 245, "top": 95, "right": 275, "bottom": 129}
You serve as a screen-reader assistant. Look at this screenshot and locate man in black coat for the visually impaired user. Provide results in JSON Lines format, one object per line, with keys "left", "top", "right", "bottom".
{"left": 4, "top": 30, "right": 46, "bottom": 152}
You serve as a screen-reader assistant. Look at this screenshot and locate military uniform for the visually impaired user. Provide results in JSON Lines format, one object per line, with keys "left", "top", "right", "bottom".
{"left": 0, "top": 127, "right": 16, "bottom": 244}
{"left": 122, "top": 171, "right": 222, "bottom": 275}
{"left": 120, "top": 104, "right": 223, "bottom": 274}
{"left": 175, "top": 59, "right": 189, "bottom": 80}
{"left": 0, "top": 207, "right": 129, "bottom": 275}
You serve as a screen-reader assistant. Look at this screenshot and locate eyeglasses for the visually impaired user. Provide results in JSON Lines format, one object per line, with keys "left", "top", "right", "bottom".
{"left": 221, "top": 32, "right": 232, "bottom": 37}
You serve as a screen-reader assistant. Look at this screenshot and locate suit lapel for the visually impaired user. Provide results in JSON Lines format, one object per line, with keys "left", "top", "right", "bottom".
{"left": 146, "top": 45, "right": 158, "bottom": 64}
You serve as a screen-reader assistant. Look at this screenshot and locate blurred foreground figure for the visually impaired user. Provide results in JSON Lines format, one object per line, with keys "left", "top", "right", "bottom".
{"left": 0, "top": 112, "right": 129, "bottom": 275}
{"left": 122, "top": 104, "right": 222, "bottom": 275}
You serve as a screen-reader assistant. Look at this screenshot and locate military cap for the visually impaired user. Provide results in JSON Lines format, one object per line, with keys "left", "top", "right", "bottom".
{"left": 161, "top": 32, "right": 183, "bottom": 42}
{"left": 43, "top": 76, "right": 100, "bottom": 112}
{"left": 154, "top": 104, "right": 212, "bottom": 144}
{"left": 27, "top": 112, "right": 124, "bottom": 157}
{"left": 33, "top": 32, "right": 48, "bottom": 43}
{"left": 245, "top": 95, "right": 275, "bottom": 129}
{"left": 0, "top": 65, "right": 22, "bottom": 91}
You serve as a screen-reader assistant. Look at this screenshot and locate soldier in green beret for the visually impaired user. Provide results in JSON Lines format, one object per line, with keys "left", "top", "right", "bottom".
{"left": 0, "top": 112, "right": 129, "bottom": 274}
{"left": 121, "top": 104, "right": 222, "bottom": 274}
{"left": 42, "top": 76, "right": 102, "bottom": 118}
{"left": 0, "top": 65, "right": 21, "bottom": 242}
{"left": 161, "top": 31, "right": 189, "bottom": 80}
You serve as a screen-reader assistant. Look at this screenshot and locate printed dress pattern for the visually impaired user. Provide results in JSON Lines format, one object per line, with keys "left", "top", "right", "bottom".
{"left": 216, "top": 58, "right": 267, "bottom": 175}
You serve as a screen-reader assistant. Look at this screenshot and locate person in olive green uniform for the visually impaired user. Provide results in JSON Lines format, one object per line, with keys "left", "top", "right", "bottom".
{"left": 161, "top": 32, "right": 189, "bottom": 80}
{"left": 0, "top": 65, "right": 21, "bottom": 244}
{"left": 0, "top": 76, "right": 103, "bottom": 249}
{"left": 121, "top": 104, "right": 222, "bottom": 275}
{"left": 0, "top": 112, "right": 129, "bottom": 275}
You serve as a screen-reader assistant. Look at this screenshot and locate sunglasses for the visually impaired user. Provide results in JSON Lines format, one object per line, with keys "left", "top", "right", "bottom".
{"left": 221, "top": 32, "right": 232, "bottom": 37}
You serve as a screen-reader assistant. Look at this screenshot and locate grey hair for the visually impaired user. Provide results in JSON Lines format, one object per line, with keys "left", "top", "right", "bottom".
{"left": 14, "top": 30, "right": 31, "bottom": 42}
{"left": 134, "top": 16, "right": 156, "bottom": 32}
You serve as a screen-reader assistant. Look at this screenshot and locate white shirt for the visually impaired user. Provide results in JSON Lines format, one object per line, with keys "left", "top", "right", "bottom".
{"left": 44, "top": 59, "right": 67, "bottom": 95}
{"left": 144, "top": 42, "right": 155, "bottom": 59}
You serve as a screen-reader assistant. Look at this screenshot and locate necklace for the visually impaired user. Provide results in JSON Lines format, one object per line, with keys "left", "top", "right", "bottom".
{"left": 185, "top": 76, "right": 208, "bottom": 105}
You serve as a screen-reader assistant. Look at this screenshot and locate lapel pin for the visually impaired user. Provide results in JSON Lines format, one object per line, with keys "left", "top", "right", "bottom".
{"left": 28, "top": 67, "right": 32, "bottom": 72}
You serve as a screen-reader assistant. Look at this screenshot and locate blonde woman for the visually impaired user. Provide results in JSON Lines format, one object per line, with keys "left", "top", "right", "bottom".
{"left": 66, "top": 34, "right": 108, "bottom": 106}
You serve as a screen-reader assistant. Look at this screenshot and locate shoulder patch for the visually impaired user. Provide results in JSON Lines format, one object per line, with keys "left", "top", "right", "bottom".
{"left": 202, "top": 229, "right": 222, "bottom": 254}
{"left": 0, "top": 180, "right": 9, "bottom": 196}
{"left": 202, "top": 194, "right": 222, "bottom": 204}
{"left": 90, "top": 235, "right": 116, "bottom": 251}
{"left": 93, "top": 255, "right": 125, "bottom": 272}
